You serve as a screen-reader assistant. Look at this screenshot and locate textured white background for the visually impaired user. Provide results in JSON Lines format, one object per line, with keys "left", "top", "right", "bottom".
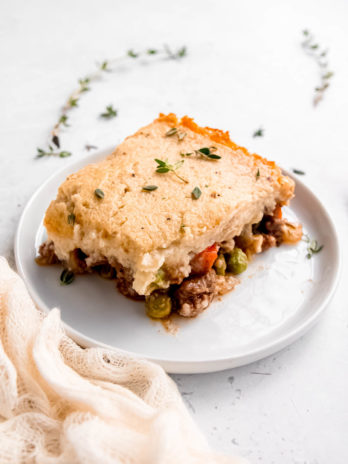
{"left": 1, "top": 0, "right": 348, "bottom": 462}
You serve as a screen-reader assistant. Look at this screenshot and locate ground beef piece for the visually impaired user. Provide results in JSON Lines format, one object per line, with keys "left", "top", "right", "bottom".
{"left": 65, "top": 249, "right": 88, "bottom": 274}
{"left": 264, "top": 217, "right": 302, "bottom": 246}
{"left": 261, "top": 233, "right": 277, "bottom": 251}
{"left": 111, "top": 260, "right": 144, "bottom": 300}
{"left": 36, "top": 241, "right": 59, "bottom": 265}
{"left": 173, "top": 270, "right": 217, "bottom": 317}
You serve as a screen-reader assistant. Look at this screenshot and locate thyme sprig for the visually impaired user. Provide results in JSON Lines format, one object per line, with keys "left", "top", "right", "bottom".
{"left": 155, "top": 158, "right": 188, "bottom": 183}
{"left": 181, "top": 146, "right": 221, "bottom": 160}
{"left": 36, "top": 146, "right": 72, "bottom": 159}
{"left": 253, "top": 128, "right": 264, "bottom": 138}
{"left": 165, "top": 127, "right": 187, "bottom": 141}
{"left": 301, "top": 29, "right": 334, "bottom": 106}
{"left": 38, "top": 45, "right": 187, "bottom": 158}
{"left": 100, "top": 105, "right": 117, "bottom": 119}
{"left": 303, "top": 234, "right": 324, "bottom": 259}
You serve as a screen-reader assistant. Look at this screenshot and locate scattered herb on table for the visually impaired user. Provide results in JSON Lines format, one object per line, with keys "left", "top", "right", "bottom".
{"left": 100, "top": 105, "right": 117, "bottom": 119}
{"left": 292, "top": 168, "right": 305, "bottom": 175}
{"left": 85, "top": 144, "right": 98, "bottom": 151}
{"left": 301, "top": 29, "right": 334, "bottom": 106}
{"left": 142, "top": 185, "right": 158, "bottom": 191}
{"left": 154, "top": 158, "right": 188, "bottom": 183}
{"left": 191, "top": 186, "right": 202, "bottom": 199}
{"left": 36, "top": 147, "right": 72, "bottom": 159}
{"left": 94, "top": 188, "right": 105, "bottom": 199}
{"left": 67, "top": 213, "right": 75, "bottom": 225}
{"left": 253, "top": 128, "right": 264, "bottom": 138}
{"left": 60, "top": 269, "right": 75, "bottom": 285}
{"left": 303, "top": 234, "right": 324, "bottom": 259}
{"left": 36, "top": 45, "right": 188, "bottom": 158}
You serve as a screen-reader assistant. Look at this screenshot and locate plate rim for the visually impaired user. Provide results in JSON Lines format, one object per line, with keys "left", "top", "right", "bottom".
{"left": 14, "top": 147, "right": 342, "bottom": 373}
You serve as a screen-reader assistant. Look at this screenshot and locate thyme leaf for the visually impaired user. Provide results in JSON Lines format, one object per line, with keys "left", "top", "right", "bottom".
{"left": 142, "top": 185, "right": 158, "bottom": 191}
{"left": 154, "top": 158, "right": 188, "bottom": 183}
{"left": 100, "top": 105, "right": 117, "bottom": 119}
{"left": 256, "top": 169, "right": 260, "bottom": 179}
{"left": 292, "top": 168, "right": 305, "bottom": 175}
{"left": 165, "top": 127, "right": 187, "bottom": 141}
{"left": 191, "top": 186, "right": 202, "bottom": 199}
{"left": 94, "top": 188, "right": 105, "bottom": 199}
{"left": 60, "top": 269, "right": 75, "bottom": 285}
{"left": 253, "top": 128, "right": 264, "bottom": 138}
{"left": 303, "top": 234, "right": 324, "bottom": 258}
{"left": 195, "top": 147, "right": 221, "bottom": 160}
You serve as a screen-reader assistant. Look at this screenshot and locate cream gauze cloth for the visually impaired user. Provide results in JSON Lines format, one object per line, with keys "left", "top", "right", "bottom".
{"left": 0, "top": 258, "right": 247, "bottom": 464}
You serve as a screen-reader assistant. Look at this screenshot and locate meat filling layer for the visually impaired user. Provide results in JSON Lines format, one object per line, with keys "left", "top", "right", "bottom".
{"left": 37, "top": 209, "right": 302, "bottom": 318}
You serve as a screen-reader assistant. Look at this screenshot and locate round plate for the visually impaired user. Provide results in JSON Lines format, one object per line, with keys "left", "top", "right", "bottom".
{"left": 15, "top": 148, "right": 340, "bottom": 373}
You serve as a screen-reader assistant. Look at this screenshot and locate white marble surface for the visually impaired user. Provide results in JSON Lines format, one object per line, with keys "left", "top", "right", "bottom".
{"left": 1, "top": 0, "right": 348, "bottom": 462}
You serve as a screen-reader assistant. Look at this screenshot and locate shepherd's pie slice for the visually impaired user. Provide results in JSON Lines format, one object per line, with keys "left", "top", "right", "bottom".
{"left": 37, "top": 114, "right": 302, "bottom": 318}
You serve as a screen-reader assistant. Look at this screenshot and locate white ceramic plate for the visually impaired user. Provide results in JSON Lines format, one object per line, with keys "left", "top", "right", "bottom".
{"left": 15, "top": 148, "right": 340, "bottom": 373}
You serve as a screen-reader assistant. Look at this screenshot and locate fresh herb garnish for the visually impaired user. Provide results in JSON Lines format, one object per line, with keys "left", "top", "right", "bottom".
{"left": 301, "top": 29, "right": 334, "bottom": 106}
{"left": 303, "top": 234, "right": 324, "bottom": 259}
{"left": 165, "top": 127, "right": 178, "bottom": 137}
{"left": 142, "top": 185, "right": 158, "bottom": 191}
{"left": 36, "top": 147, "right": 72, "bottom": 159}
{"left": 165, "top": 127, "right": 187, "bottom": 141}
{"left": 195, "top": 147, "right": 221, "bottom": 160}
{"left": 253, "top": 128, "right": 264, "bottom": 138}
{"left": 67, "top": 213, "right": 75, "bottom": 225}
{"left": 94, "top": 188, "right": 105, "bottom": 199}
{"left": 154, "top": 159, "right": 188, "bottom": 183}
{"left": 60, "top": 269, "right": 75, "bottom": 285}
{"left": 180, "top": 152, "right": 193, "bottom": 157}
{"left": 100, "top": 105, "right": 117, "bottom": 119}
{"left": 191, "top": 186, "right": 202, "bottom": 199}
{"left": 256, "top": 169, "right": 260, "bottom": 179}
{"left": 35, "top": 45, "right": 187, "bottom": 159}
{"left": 293, "top": 169, "right": 306, "bottom": 175}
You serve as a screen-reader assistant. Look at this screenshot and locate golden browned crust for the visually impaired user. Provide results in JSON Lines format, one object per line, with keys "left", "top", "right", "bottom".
{"left": 44, "top": 114, "right": 295, "bottom": 294}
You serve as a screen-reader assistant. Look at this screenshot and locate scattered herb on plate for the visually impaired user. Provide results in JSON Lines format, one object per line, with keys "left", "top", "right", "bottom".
{"left": 303, "top": 234, "right": 324, "bottom": 259}
{"left": 60, "top": 269, "right": 75, "bottom": 285}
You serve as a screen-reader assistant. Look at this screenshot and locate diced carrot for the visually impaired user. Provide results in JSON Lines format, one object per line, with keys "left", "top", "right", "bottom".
{"left": 190, "top": 244, "right": 219, "bottom": 275}
{"left": 274, "top": 205, "right": 282, "bottom": 219}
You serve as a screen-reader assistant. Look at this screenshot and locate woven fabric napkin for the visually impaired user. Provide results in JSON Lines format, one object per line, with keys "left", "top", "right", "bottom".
{"left": 0, "top": 257, "right": 246, "bottom": 464}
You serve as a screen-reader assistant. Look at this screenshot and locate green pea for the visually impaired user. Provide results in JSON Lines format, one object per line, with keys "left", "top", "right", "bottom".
{"left": 145, "top": 291, "right": 172, "bottom": 319}
{"left": 226, "top": 248, "right": 248, "bottom": 275}
{"left": 214, "top": 253, "right": 226, "bottom": 276}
